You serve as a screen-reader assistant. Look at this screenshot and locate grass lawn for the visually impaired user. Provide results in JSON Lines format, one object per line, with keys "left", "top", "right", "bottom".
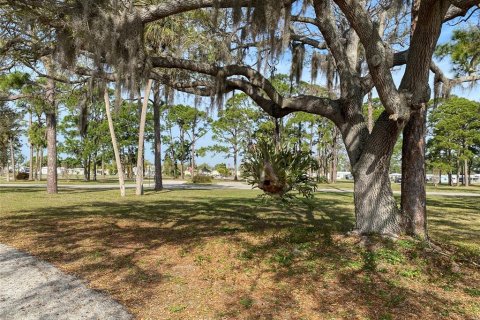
{"left": 0, "top": 188, "right": 479, "bottom": 319}
{"left": 2, "top": 176, "right": 480, "bottom": 195}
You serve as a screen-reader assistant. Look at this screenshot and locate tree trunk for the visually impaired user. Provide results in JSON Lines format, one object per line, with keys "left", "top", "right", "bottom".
{"left": 191, "top": 138, "right": 196, "bottom": 178}
{"left": 352, "top": 112, "right": 403, "bottom": 235}
{"left": 153, "top": 83, "right": 163, "bottom": 191}
{"left": 136, "top": 79, "right": 153, "bottom": 196}
{"left": 233, "top": 147, "right": 238, "bottom": 181}
{"left": 39, "top": 147, "right": 44, "bottom": 181}
{"left": 83, "top": 158, "right": 89, "bottom": 181}
{"left": 180, "top": 130, "right": 185, "bottom": 180}
{"left": 9, "top": 140, "right": 16, "bottom": 181}
{"left": 46, "top": 111, "right": 58, "bottom": 194}
{"left": 456, "top": 159, "right": 461, "bottom": 187}
{"left": 401, "top": 107, "right": 427, "bottom": 238}
{"left": 5, "top": 145, "right": 10, "bottom": 182}
{"left": 28, "top": 112, "right": 34, "bottom": 181}
{"left": 43, "top": 57, "right": 58, "bottom": 194}
{"left": 93, "top": 153, "right": 97, "bottom": 181}
{"left": 104, "top": 88, "right": 126, "bottom": 197}
{"left": 464, "top": 159, "right": 469, "bottom": 187}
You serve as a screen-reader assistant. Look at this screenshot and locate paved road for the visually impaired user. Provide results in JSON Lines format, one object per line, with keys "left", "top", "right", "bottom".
{"left": 0, "top": 243, "right": 132, "bottom": 320}
{"left": 1, "top": 181, "right": 479, "bottom": 197}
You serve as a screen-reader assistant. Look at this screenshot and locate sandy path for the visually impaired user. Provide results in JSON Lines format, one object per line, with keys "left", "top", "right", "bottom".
{"left": 0, "top": 244, "right": 132, "bottom": 320}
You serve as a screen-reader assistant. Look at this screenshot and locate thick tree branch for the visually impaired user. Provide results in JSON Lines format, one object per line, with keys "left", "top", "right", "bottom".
{"left": 139, "top": 0, "right": 295, "bottom": 23}
{"left": 150, "top": 55, "right": 284, "bottom": 106}
{"left": 331, "top": 0, "right": 405, "bottom": 119}
{"left": 444, "top": 1, "right": 480, "bottom": 22}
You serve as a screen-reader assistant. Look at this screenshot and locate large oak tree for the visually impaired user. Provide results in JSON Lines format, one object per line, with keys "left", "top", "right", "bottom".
{"left": 1, "top": 0, "right": 478, "bottom": 235}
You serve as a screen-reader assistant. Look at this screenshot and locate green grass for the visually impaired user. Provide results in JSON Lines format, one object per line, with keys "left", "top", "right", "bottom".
{"left": 2, "top": 175, "right": 480, "bottom": 194}
{"left": 316, "top": 180, "right": 480, "bottom": 194}
{"left": 0, "top": 187, "right": 478, "bottom": 319}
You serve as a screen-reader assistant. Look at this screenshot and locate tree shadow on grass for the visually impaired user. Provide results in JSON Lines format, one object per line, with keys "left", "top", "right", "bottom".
{"left": 0, "top": 190, "right": 478, "bottom": 319}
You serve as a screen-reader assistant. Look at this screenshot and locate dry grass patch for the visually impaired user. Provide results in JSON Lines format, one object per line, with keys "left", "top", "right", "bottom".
{"left": 0, "top": 188, "right": 479, "bottom": 319}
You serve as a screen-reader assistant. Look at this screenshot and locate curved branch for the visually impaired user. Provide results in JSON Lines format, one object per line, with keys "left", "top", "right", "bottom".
{"left": 139, "top": 0, "right": 296, "bottom": 23}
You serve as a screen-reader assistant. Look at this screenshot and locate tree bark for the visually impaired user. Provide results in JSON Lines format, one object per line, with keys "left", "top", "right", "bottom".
{"left": 180, "top": 129, "right": 185, "bottom": 180}
{"left": 233, "top": 147, "right": 238, "bottom": 181}
{"left": 136, "top": 79, "right": 153, "bottom": 196}
{"left": 93, "top": 153, "right": 97, "bottom": 181}
{"left": 104, "top": 88, "right": 126, "bottom": 197}
{"left": 28, "top": 112, "right": 34, "bottom": 181}
{"left": 5, "top": 146, "right": 10, "bottom": 182}
{"left": 352, "top": 112, "right": 403, "bottom": 235}
{"left": 45, "top": 111, "right": 58, "bottom": 194}
{"left": 367, "top": 91, "right": 373, "bottom": 133}
{"left": 9, "top": 140, "right": 15, "bottom": 181}
{"left": 399, "top": 0, "right": 448, "bottom": 239}
{"left": 456, "top": 159, "right": 461, "bottom": 187}
{"left": 153, "top": 82, "right": 163, "bottom": 191}
{"left": 44, "top": 57, "right": 58, "bottom": 194}
{"left": 464, "top": 159, "right": 469, "bottom": 187}
{"left": 39, "top": 147, "right": 44, "bottom": 181}
{"left": 401, "top": 107, "right": 427, "bottom": 238}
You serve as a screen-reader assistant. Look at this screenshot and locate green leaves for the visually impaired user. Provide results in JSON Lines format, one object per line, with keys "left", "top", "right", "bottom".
{"left": 241, "top": 137, "right": 318, "bottom": 199}
{"left": 435, "top": 27, "right": 480, "bottom": 76}
{"left": 0, "top": 72, "right": 30, "bottom": 91}
{"left": 427, "top": 97, "right": 480, "bottom": 171}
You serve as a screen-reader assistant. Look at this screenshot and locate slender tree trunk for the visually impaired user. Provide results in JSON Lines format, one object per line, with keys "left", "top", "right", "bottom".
{"left": 153, "top": 83, "right": 163, "bottom": 191}
{"left": 45, "top": 110, "right": 58, "bottom": 193}
{"left": 401, "top": 106, "right": 427, "bottom": 238}
{"left": 39, "top": 147, "right": 44, "bottom": 181}
{"left": 93, "top": 153, "right": 97, "bottom": 181}
{"left": 464, "top": 159, "right": 469, "bottom": 187}
{"left": 309, "top": 124, "right": 315, "bottom": 178}
{"left": 104, "top": 88, "right": 126, "bottom": 197}
{"left": 83, "top": 161, "right": 89, "bottom": 181}
{"left": 136, "top": 79, "right": 153, "bottom": 196}
{"left": 9, "top": 140, "right": 16, "bottom": 181}
{"left": 191, "top": 138, "right": 196, "bottom": 177}
{"left": 35, "top": 148, "right": 39, "bottom": 180}
{"left": 180, "top": 130, "right": 185, "bottom": 180}
{"left": 28, "top": 112, "right": 34, "bottom": 181}
{"left": 5, "top": 146, "right": 10, "bottom": 182}
{"left": 456, "top": 159, "right": 461, "bottom": 187}
{"left": 43, "top": 57, "right": 58, "bottom": 194}
{"left": 233, "top": 147, "right": 238, "bottom": 181}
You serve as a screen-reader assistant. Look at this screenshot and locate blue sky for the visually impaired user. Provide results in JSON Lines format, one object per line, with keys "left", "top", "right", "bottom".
{"left": 17, "top": 14, "right": 479, "bottom": 168}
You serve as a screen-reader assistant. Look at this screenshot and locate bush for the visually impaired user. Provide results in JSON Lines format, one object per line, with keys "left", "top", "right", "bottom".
{"left": 192, "top": 175, "right": 212, "bottom": 184}
{"left": 16, "top": 172, "right": 29, "bottom": 180}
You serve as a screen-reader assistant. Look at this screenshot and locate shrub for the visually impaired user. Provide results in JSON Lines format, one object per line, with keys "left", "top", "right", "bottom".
{"left": 16, "top": 172, "right": 29, "bottom": 180}
{"left": 192, "top": 175, "right": 212, "bottom": 184}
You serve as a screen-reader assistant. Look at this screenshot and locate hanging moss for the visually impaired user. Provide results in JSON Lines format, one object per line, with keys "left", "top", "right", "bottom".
{"left": 290, "top": 43, "right": 305, "bottom": 84}
{"left": 55, "top": 1, "right": 150, "bottom": 93}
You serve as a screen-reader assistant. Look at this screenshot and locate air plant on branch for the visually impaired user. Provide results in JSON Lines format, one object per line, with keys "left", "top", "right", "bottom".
{"left": 241, "top": 137, "right": 318, "bottom": 200}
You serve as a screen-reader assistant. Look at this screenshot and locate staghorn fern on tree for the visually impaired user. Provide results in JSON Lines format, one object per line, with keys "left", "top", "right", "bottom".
{"left": 241, "top": 137, "right": 318, "bottom": 199}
